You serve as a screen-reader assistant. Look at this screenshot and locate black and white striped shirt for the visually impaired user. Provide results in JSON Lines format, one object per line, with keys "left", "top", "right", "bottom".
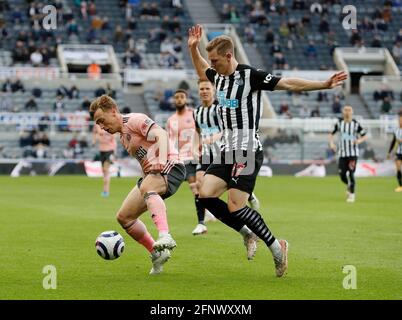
{"left": 332, "top": 118, "right": 367, "bottom": 158}
{"left": 389, "top": 128, "right": 402, "bottom": 155}
{"left": 206, "top": 64, "right": 281, "bottom": 152}
{"left": 193, "top": 101, "right": 221, "bottom": 163}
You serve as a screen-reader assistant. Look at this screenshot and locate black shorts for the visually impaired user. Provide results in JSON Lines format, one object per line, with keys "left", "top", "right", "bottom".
{"left": 205, "top": 150, "right": 264, "bottom": 195}
{"left": 196, "top": 163, "right": 210, "bottom": 172}
{"left": 184, "top": 161, "right": 197, "bottom": 180}
{"left": 137, "top": 163, "right": 185, "bottom": 200}
{"left": 100, "top": 151, "right": 114, "bottom": 165}
{"left": 338, "top": 157, "right": 358, "bottom": 173}
{"left": 396, "top": 154, "right": 402, "bottom": 161}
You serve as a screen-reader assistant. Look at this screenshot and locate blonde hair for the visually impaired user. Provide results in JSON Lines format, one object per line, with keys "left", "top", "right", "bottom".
{"left": 206, "top": 35, "right": 234, "bottom": 56}
{"left": 89, "top": 95, "right": 118, "bottom": 119}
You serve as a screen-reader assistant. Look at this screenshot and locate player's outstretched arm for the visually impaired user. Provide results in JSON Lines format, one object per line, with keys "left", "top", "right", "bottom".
{"left": 274, "top": 71, "right": 348, "bottom": 92}
{"left": 188, "top": 24, "right": 210, "bottom": 81}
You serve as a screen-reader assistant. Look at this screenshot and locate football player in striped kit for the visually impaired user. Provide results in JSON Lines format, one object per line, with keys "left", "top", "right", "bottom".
{"left": 90, "top": 95, "right": 185, "bottom": 275}
{"left": 387, "top": 111, "right": 402, "bottom": 192}
{"left": 188, "top": 24, "right": 347, "bottom": 276}
{"left": 329, "top": 106, "right": 368, "bottom": 202}
{"left": 193, "top": 79, "right": 259, "bottom": 260}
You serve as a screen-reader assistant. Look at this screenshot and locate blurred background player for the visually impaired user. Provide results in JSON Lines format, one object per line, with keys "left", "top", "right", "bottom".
{"left": 387, "top": 111, "right": 402, "bottom": 192}
{"left": 329, "top": 106, "right": 368, "bottom": 202}
{"left": 188, "top": 24, "right": 347, "bottom": 276}
{"left": 92, "top": 123, "right": 117, "bottom": 197}
{"left": 166, "top": 89, "right": 201, "bottom": 233}
{"left": 90, "top": 95, "right": 185, "bottom": 275}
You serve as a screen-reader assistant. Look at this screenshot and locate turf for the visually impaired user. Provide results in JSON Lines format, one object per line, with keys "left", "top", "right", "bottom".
{"left": 0, "top": 176, "right": 401, "bottom": 300}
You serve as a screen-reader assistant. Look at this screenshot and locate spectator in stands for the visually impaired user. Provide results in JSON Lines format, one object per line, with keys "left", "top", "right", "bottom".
{"left": 81, "top": 97, "right": 91, "bottom": 111}
{"left": 91, "top": 15, "right": 104, "bottom": 30}
{"left": 105, "top": 83, "right": 116, "bottom": 99}
{"left": 299, "top": 105, "right": 310, "bottom": 118}
{"left": 392, "top": 42, "right": 401, "bottom": 64}
{"left": 279, "top": 22, "right": 290, "bottom": 39}
{"left": 381, "top": 96, "right": 393, "bottom": 113}
{"left": 249, "top": 1, "right": 266, "bottom": 24}
{"left": 332, "top": 96, "right": 342, "bottom": 114}
{"left": 122, "top": 106, "right": 131, "bottom": 113}
{"left": 363, "top": 144, "right": 377, "bottom": 161}
{"left": 270, "top": 40, "right": 282, "bottom": 56}
{"left": 80, "top": 1, "right": 87, "bottom": 19}
{"left": 88, "top": 0, "right": 96, "bottom": 16}
{"left": 86, "top": 27, "right": 97, "bottom": 43}
{"left": 114, "top": 25, "right": 124, "bottom": 43}
{"left": 58, "top": 113, "right": 70, "bottom": 132}
{"left": 0, "top": 92, "right": 13, "bottom": 112}
{"left": 56, "top": 85, "right": 68, "bottom": 98}
{"left": 395, "top": 29, "right": 402, "bottom": 44}
{"left": 30, "top": 49, "right": 43, "bottom": 67}
{"left": 94, "top": 86, "right": 106, "bottom": 97}
{"left": 1, "top": 78, "right": 12, "bottom": 92}
{"left": 67, "top": 19, "right": 79, "bottom": 37}
{"left": 53, "top": 95, "right": 65, "bottom": 112}
{"left": 160, "top": 51, "right": 180, "bottom": 68}
{"left": 279, "top": 101, "right": 290, "bottom": 115}
{"left": 229, "top": 5, "right": 240, "bottom": 24}
{"left": 380, "top": 85, "right": 395, "bottom": 101}
{"left": 39, "top": 113, "right": 51, "bottom": 132}
{"left": 244, "top": 24, "right": 256, "bottom": 44}
{"left": 292, "top": 0, "right": 305, "bottom": 10}
{"left": 371, "top": 35, "right": 383, "bottom": 48}
{"left": 220, "top": 3, "right": 230, "bottom": 20}
{"left": 311, "top": 106, "right": 321, "bottom": 117}
{"left": 317, "top": 91, "right": 328, "bottom": 102}
{"left": 32, "top": 132, "right": 50, "bottom": 158}
{"left": 149, "top": 2, "right": 161, "bottom": 19}
{"left": 305, "top": 41, "right": 317, "bottom": 58}
{"left": 131, "top": 49, "right": 143, "bottom": 68}
{"left": 127, "top": 16, "right": 137, "bottom": 30}
{"left": 265, "top": 28, "right": 274, "bottom": 43}
{"left": 70, "top": 85, "right": 80, "bottom": 99}
{"left": 14, "top": 78, "right": 25, "bottom": 93}
{"left": 12, "top": 40, "right": 29, "bottom": 63}
{"left": 350, "top": 29, "right": 362, "bottom": 46}
{"left": 274, "top": 52, "right": 289, "bottom": 69}
{"left": 360, "top": 17, "right": 374, "bottom": 31}
{"left": 25, "top": 96, "right": 38, "bottom": 111}
{"left": 319, "top": 17, "right": 330, "bottom": 33}
{"left": 87, "top": 61, "right": 101, "bottom": 80}
{"left": 11, "top": 6, "right": 23, "bottom": 24}
{"left": 140, "top": 2, "right": 152, "bottom": 19}
{"left": 242, "top": 0, "right": 254, "bottom": 15}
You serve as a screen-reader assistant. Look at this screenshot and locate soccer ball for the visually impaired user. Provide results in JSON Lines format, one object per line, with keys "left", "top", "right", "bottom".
{"left": 95, "top": 231, "right": 125, "bottom": 260}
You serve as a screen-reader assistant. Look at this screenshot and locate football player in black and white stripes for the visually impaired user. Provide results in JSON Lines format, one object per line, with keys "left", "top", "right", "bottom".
{"left": 387, "top": 111, "right": 402, "bottom": 192}
{"left": 329, "top": 105, "right": 368, "bottom": 202}
{"left": 188, "top": 24, "right": 347, "bottom": 276}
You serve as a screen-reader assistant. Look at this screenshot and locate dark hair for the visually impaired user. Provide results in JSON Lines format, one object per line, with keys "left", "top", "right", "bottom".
{"left": 174, "top": 89, "right": 188, "bottom": 96}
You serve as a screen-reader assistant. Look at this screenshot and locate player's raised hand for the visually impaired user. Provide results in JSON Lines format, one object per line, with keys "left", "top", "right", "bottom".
{"left": 325, "top": 71, "right": 348, "bottom": 89}
{"left": 188, "top": 24, "right": 203, "bottom": 49}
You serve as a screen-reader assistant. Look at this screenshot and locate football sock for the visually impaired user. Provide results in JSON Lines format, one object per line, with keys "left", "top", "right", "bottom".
{"left": 103, "top": 171, "right": 110, "bottom": 193}
{"left": 144, "top": 191, "right": 169, "bottom": 236}
{"left": 349, "top": 171, "right": 356, "bottom": 193}
{"left": 123, "top": 219, "right": 155, "bottom": 253}
{"left": 397, "top": 170, "right": 402, "bottom": 186}
{"left": 195, "top": 194, "right": 205, "bottom": 224}
{"left": 232, "top": 206, "right": 276, "bottom": 248}
{"left": 199, "top": 197, "right": 245, "bottom": 232}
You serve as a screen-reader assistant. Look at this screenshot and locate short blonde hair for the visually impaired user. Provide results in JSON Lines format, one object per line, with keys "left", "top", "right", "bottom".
{"left": 89, "top": 95, "right": 118, "bottom": 119}
{"left": 206, "top": 35, "right": 234, "bottom": 56}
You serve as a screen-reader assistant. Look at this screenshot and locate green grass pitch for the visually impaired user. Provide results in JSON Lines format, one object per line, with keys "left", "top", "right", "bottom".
{"left": 1, "top": 176, "right": 401, "bottom": 300}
